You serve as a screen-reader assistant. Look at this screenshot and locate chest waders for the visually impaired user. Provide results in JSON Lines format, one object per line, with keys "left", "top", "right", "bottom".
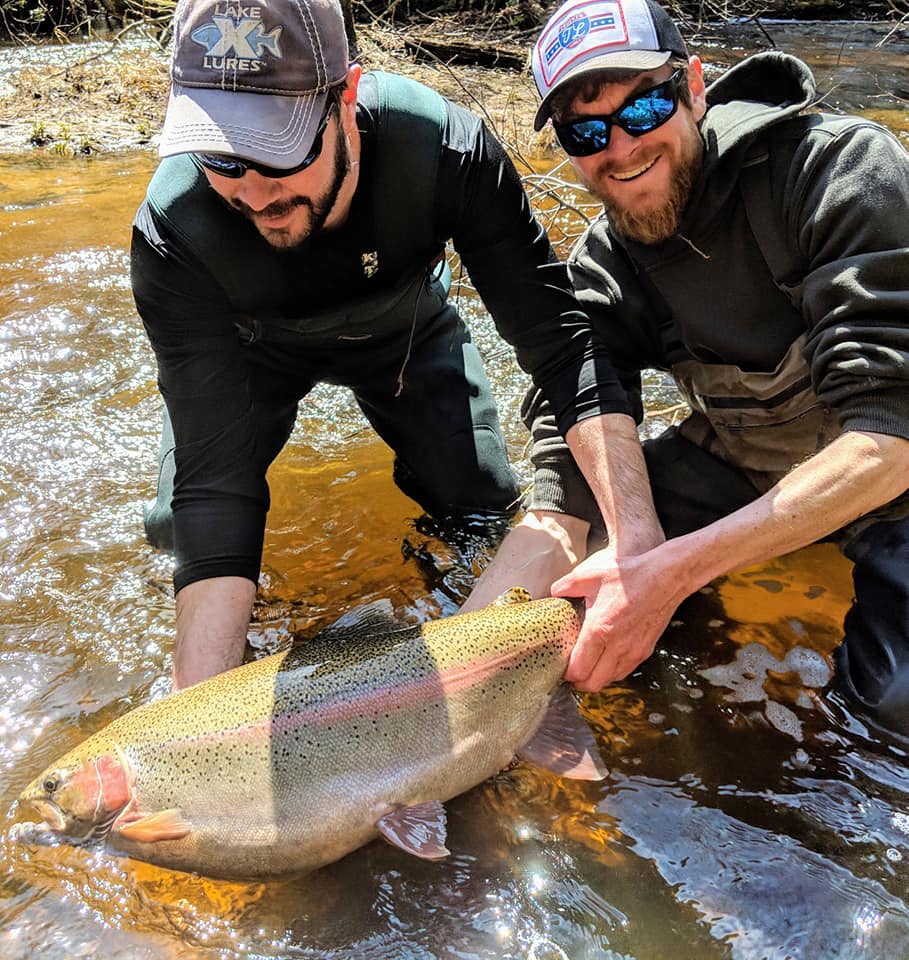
{"left": 142, "top": 71, "right": 517, "bottom": 554}
{"left": 670, "top": 118, "right": 854, "bottom": 495}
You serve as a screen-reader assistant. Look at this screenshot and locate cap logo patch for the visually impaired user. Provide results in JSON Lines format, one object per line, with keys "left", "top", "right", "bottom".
{"left": 191, "top": 6, "right": 283, "bottom": 72}
{"left": 557, "top": 13, "right": 592, "bottom": 51}
{"left": 537, "top": 0, "right": 629, "bottom": 87}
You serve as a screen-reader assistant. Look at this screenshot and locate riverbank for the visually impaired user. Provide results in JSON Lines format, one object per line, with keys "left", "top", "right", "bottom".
{"left": 1, "top": 20, "right": 543, "bottom": 159}
{"left": 1, "top": 13, "right": 907, "bottom": 160}
{"left": 4, "top": 15, "right": 549, "bottom": 159}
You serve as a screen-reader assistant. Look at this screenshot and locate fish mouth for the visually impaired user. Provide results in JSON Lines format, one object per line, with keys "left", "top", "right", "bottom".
{"left": 20, "top": 797, "right": 114, "bottom": 844}
{"left": 25, "top": 798, "right": 68, "bottom": 832}
{"left": 9, "top": 819, "right": 65, "bottom": 848}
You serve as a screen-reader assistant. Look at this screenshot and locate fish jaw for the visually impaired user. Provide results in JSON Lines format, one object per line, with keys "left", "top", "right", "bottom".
{"left": 19, "top": 740, "right": 134, "bottom": 843}
{"left": 22, "top": 796, "right": 68, "bottom": 833}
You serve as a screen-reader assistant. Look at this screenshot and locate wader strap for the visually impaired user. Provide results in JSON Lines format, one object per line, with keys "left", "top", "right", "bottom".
{"left": 739, "top": 139, "right": 804, "bottom": 311}
{"left": 738, "top": 114, "right": 870, "bottom": 314}
{"left": 371, "top": 71, "right": 447, "bottom": 278}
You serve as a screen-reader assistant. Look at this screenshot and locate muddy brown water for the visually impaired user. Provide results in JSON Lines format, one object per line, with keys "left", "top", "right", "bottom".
{"left": 1, "top": 20, "right": 908, "bottom": 960}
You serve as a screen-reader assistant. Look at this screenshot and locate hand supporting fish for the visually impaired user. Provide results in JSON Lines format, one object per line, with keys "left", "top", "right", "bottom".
{"left": 15, "top": 588, "right": 605, "bottom": 879}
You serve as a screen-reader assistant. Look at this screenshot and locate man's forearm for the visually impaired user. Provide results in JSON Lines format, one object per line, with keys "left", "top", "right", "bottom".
{"left": 565, "top": 412, "right": 664, "bottom": 555}
{"left": 554, "top": 429, "right": 909, "bottom": 691}
{"left": 173, "top": 576, "right": 257, "bottom": 690}
{"left": 661, "top": 430, "right": 909, "bottom": 599}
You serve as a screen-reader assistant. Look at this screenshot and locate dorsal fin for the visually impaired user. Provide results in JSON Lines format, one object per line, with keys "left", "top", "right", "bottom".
{"left": 492, "top": 587, "right": 534, "bottom": 607}
{"left": 309, "top": 599, "right": 409, "bottom": 644}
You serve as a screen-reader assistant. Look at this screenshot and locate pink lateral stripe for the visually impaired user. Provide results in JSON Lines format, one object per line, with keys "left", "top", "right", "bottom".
{"left": 270, "top": 637, "right": 566, "bottom": 735}
{"left": 162, "top": 632, "right": 569, "bottom": 748}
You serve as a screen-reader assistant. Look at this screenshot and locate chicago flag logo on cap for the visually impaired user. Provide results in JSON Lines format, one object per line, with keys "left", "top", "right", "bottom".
{"left": 191, "top": 4, "right": 283, "bottom": 72}
{"left": 538, "top": 0, "right": 629, "bottom": 86}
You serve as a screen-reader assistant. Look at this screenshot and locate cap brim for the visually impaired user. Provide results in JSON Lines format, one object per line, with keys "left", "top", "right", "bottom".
{"left": 533, "top": 50, "right": 672, "bottom": 131}
{"left": 159, "top": 83, "right": 328, "bottom": 168}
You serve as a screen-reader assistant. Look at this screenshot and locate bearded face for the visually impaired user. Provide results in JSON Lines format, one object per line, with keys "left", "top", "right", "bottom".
{"left": 564, "top": 65, "right": 707, "bottom": 245}
{"left": 225, "top": 123, "right": 352, "bottom": 251}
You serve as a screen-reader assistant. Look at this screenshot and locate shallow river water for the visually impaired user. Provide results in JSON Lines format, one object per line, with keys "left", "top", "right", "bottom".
{"left": 1, "top": 19, "right": 908, "bottom": 960}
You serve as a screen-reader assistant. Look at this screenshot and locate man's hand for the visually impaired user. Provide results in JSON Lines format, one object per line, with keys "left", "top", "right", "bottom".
{"left": 461, "top": 511, "right": 590, "bottom": 612}
{"left": 551, "top": 544, "right": 684, "bottom": 691}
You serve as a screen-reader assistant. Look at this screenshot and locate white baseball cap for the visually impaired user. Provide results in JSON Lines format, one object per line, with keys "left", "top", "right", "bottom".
{"left": 532, "top": 0, "right": 689, "bottom": 130}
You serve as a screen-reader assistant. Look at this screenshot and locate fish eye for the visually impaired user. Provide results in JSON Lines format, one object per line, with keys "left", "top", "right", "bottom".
{"left": 42, "top": 775, "right": 59, "bottom": 794}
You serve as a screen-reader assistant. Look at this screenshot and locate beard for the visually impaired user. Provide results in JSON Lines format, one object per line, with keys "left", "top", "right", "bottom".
{"left": 602, "top": 160, "right": 696, "bottom": 244}
{"left": 229, "top": 129, "right": 351, "bottom": 251}
{"left": 584, "top": 126, "right": 703, "bottom": 245}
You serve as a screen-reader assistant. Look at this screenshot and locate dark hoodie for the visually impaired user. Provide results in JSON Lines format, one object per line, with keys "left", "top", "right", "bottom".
{"left": 567, "top": 52, "right": 909, "bottom": 443}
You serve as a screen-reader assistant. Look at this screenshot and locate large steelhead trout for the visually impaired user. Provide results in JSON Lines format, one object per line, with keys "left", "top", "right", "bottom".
{"left": 17, "top": 589, "right": 604, "bottom": 879}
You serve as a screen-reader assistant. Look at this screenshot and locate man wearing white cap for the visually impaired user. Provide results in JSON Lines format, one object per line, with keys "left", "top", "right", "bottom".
{"left": 132, "top": 0, "right": 641, "bottom": 688}
{"left": 466, "top": 0, "right": 909, "bottom": 734}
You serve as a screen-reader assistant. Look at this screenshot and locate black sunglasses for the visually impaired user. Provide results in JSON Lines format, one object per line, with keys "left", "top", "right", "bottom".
{"left": 553, "top": 70, "right": 686, "bottom": 158}
{"left": 196, "top": 102, "right": 336, "bottom": 179}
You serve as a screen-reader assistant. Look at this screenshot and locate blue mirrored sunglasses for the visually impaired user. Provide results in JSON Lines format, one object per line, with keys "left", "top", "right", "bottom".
{"left": 196, "top": 101, "right": 336, "bottom": 179}
{"left": 553, "top": 70, "right": 686, "bottom": 158}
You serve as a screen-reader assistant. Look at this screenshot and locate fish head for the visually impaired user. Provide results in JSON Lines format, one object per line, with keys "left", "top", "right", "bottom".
{"left": 19, "top": 738, "right": 133, "bottom": 843}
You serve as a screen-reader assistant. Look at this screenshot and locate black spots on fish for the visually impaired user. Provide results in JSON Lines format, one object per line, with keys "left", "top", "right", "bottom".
{"left": 138, "top": 739, "right": 265, "bottom": 797}
{"left": 377, "top": 713, "right": 395, "bottom": 740}
{"left": 274, "top": 741, "right": 306, "bottom": 763}
{"left": 278, "top": 625, "right": 424, "bottom": 683}
{"left": 277, "top": 728, "right": 321, "bottom": 764}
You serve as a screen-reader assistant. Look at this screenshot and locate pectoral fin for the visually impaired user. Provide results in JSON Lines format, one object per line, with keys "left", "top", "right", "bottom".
{"left": 376, "top": 800, "right": 449, "bottom": 860}
{"left": 517, "top": 685, "right": 608, "bottom": 781}
{"left": 113, "top": 808, "right": 192, "bottom": 843}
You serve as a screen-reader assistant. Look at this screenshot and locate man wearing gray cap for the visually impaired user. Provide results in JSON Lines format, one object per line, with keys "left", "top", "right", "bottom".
{"left": 466, "top": 0, "right": 909, "bottom": 735}
{"left": 131, "top": 0, "right": 643, "bottom": 688}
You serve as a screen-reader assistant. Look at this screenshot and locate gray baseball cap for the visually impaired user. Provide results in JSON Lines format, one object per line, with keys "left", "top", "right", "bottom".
{"left": 159, "top": 0, "right": 349, "bottom": 168}
{"left": 532, "top": 0, "right": 689, "bottom": 130}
